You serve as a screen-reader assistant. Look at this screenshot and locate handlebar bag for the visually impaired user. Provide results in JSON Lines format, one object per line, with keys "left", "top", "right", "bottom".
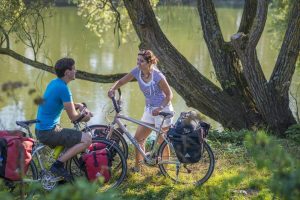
{"left": 82, "top": 148, "right": 112, "bottom": 183}
{"left": 0, "top": 131, "right": 34, "bottom": 181}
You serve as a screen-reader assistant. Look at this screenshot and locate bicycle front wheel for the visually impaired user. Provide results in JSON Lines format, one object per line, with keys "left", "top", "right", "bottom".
{"left": 83, "top": 124, "right": 128, "bottom": 159}
{"left": 158, "top": 140, "right": 215, "bottom": 186}
{"left": 67, "top": 138, "right": 127, "bottom": 191}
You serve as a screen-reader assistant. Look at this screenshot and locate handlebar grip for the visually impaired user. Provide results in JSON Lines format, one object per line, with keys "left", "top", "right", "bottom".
{"left": 111, "top": 97, "right": 120, "bottom": 113}
{"left": 72, "top": 112, "right": 86, "bottom": 124}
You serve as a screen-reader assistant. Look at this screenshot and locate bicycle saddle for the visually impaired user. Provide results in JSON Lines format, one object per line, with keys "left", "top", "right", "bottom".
{"left": 16, "top": 119, "right": 40, "bottom": 128}
{"left": 159, "top": 112, "right": 174, "bottom": 118}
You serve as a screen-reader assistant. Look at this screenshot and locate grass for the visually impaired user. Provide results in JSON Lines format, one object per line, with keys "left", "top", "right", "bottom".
{"left": 1, "top": 129, "right": 300, "bottom": 199}
{"left": 117, "top": 137, "right": 273, "bottom": 200}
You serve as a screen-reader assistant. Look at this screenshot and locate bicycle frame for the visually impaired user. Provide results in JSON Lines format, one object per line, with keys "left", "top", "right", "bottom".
{"left": 107, "top": 112, "right": 176, "bottom": 165}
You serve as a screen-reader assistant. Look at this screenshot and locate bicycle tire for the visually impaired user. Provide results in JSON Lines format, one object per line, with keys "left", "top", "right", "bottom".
{"left": 158, "top": 140, "right": 215, "bottom": 186}
{"left": 83, "top": 124, "right": 128, "bottom": 159}
{"left": 27, "top": 160, "right": 39, "bottom": 181}
{"left": 66, "top": 138, "right": 127, "bottom": 191}
{"left": 3, "top": 159, "right": 39, "bottom": 192}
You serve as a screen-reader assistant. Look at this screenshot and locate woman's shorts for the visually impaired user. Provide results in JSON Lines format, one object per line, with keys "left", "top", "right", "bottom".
{"left": 35, "top": 125, "right": 82, "bottom": 148}
{"left": 141, "top": 104, "right": 174, "bottom": 128}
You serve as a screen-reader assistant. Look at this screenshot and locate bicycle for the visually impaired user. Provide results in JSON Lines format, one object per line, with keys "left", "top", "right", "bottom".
{"left": 5, "top": 118, "right": 127, "bottom": 192}
{"left": 87, "top": 89, "right": 215, "bottom": 186}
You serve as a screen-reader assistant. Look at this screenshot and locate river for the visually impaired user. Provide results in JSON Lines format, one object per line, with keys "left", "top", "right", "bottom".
{"left": 0, "top": 6, "right": 298, "bottom": 132}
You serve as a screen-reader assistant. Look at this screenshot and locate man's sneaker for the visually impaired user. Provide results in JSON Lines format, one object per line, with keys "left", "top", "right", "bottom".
{"left": 50, "top": 164, "right": 73, "bottom": 182}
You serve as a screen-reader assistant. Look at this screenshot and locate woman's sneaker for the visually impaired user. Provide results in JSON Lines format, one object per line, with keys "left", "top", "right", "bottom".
{"left": 130, "top": 166, "right": 141, "bottom": 173}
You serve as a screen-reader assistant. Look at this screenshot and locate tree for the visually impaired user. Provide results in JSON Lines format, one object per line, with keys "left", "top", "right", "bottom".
{"left": 82, "top": 0, "right": 300, "bottom": 134}
{"left": 0, "top": 0, "right": 299, "bottom": 135}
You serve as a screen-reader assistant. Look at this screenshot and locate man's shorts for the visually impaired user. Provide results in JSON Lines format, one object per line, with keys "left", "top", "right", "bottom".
{"left": 35, "top": 125, "right": 82, "bottom": 148}
{"left": 141, "top": 104, "right": 174, "bottom": 128}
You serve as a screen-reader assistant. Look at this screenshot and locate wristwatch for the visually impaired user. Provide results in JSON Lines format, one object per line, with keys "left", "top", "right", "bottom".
{"left": 159, "top": 105, "right": 164, "bottom": 109}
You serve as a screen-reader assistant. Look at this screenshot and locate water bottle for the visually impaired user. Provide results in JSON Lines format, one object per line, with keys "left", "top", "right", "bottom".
{"left": 53, "top": 146, "right": 64, "bottom": 159}
{"left": 146, "top": 132, "right": 156, "bottom": 150}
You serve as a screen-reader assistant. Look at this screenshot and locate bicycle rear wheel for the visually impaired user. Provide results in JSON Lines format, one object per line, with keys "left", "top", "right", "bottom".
{"left": 158, "top": 140, "right": 214, "bottom": 186}
{"left": 66, "top": 138, "right": 127, "bottom": 191}
{"left": 3, "top": 160, "right": 39, "bottom": 194}
{"left": 83, "top": 124, "right": 128, "bottom": 159}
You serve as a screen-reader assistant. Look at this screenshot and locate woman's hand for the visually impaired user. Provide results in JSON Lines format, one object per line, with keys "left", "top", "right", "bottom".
{"left": 152, "top": 107, "right": 163, "bottom": 116}
{"left": 108, "top": 88, "right": 115, "bottom": 98}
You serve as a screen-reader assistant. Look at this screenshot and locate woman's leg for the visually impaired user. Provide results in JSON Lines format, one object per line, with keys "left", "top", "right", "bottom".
{"left": 134, "top": 125, "right": 152, "bottom": 169}
{"left": 157, "top": 127, "right": 170, "bottom": 160}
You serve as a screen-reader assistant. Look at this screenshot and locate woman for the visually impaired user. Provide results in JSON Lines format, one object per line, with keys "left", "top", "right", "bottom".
{"left": 108, "top": 49, "right": 174, "bottom": 172}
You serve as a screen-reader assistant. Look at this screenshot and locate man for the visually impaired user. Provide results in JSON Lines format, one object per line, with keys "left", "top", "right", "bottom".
{"left": 35, "top": 58, "right": 92, "bottom": 181}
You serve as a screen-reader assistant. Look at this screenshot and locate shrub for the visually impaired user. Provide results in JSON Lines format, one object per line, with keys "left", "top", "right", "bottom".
{"left": 245, "top": 131, "right": 300, "bottom": 199}
{"left": 285, "top": 124, "right": 300, "bottom": 144}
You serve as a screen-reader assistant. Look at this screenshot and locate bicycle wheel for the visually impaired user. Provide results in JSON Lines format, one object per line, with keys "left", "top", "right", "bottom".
{"left": 83, "top": 124, "right": 128, "bottom": 159}
{"left": 24, "top": 160, "right": 39, "bottom": 181}
{"left": 3, "top": 160, "right": 39, "bottom": 193}
{"left": 158, "top": 140, "right": 215, "bottom": 186}
{"left": 66, "top": 138, "right": 127, "bottom": 191}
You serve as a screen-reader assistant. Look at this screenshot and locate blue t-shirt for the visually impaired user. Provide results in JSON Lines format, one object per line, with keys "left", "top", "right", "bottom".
{"left": 36, "top": 78, "right": 73, "bottom": 130}
{"left": 130, "top": 66, "right": 166, "bottom": 107}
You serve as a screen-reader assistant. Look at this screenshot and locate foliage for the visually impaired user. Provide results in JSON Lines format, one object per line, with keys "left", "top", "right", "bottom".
{"left": 245, "top": 131, "right": 300, "bottom": 199}
{"left": 285, "top": 123, "right": 300, "bottom": 144}
{"left": 269, "top": 0, "right": 299, "bottom": 68}
{"left": 208, "top": 129, "right": 250, "bottom": 145}
{"left": 0, "top": 0, "right": 53, "bottom": 59}
{"left": 0, "top": 178, "right": 120, "bottom": 200}
{"left": 43, "top": 178, "right": 120, "bottom": 200}
{"left": 0, "top": 81, "right": 42, "bottom": 106}
{"left": 77, "top": 0, "right": 159, "bottom": 46}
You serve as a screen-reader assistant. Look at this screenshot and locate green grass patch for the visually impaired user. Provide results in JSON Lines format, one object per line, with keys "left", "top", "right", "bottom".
{"left": 1, "top": 129, "right": 300, "bottom": 199}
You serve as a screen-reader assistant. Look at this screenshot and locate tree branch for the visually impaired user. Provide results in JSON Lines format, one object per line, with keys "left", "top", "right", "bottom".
{"left": 0, "top": 48, "right": 127, "bottom": 83}
{"left": 238, "top": 0, "right": 258, "bottom": 34}
{"left": 269, "top": 0, "right": 300, "bottom": 94}
{"left": 196, "top": 0, "right": 229, "bottom": 85}
{"left": 248, "top": 0, "right": 269, "bottom": 48}
{"left": 0, "top": 25, "right": 10, "bottom": 48}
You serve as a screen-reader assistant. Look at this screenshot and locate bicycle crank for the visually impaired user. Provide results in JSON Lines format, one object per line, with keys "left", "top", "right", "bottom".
{"left": 143, "top": 152, "right": 157, "bottom": 166}
{"left": 40, "top": 170, "right": 64, "bottom": 191}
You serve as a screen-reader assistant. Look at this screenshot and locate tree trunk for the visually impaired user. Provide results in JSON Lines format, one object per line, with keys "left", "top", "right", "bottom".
{"left": 122, "top": 0, "right": 300, "bottom": 135}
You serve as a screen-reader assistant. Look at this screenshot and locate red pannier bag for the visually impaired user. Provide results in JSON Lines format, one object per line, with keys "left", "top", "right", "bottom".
{"left": 87, "top": 142, "right": 106, "bottom": 152}
{"left": 82, "top": 147, "right": 112, "bottom": 183}
{"left": 0, "top": 131, "right": 34, "bottom": 181}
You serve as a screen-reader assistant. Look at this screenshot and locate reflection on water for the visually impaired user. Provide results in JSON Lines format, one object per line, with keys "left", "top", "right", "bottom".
{"left": 0, "top": 6, "right": 298, "bottom": 132}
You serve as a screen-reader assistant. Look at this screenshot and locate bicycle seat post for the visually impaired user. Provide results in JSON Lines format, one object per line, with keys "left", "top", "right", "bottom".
{"left": 158, "top": 117, "right": 166, "bottom": 135}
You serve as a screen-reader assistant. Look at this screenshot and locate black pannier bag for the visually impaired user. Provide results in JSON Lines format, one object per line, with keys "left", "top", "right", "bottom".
{"left": 167, "top": 111, "right": 210, "bottom": 163}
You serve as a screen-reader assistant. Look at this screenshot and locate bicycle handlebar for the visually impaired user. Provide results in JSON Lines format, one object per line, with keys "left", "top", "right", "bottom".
{"left": 111, "top": 88, "right": 122, "bottom": 113}
{"left": 72, "top": 105, "right": 88, "bottom": 124}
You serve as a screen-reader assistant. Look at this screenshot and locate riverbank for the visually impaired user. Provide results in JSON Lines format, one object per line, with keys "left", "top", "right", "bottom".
{"left": 1, "top": 129, "right": 299, "bottom": 199}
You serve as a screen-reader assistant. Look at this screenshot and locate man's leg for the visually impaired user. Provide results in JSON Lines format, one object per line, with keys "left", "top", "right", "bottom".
{"left": 50, "top": 129, "right": 92, "bottom": 181}
{"left": 58, "top": 132, "right": 92, "bottom": 162}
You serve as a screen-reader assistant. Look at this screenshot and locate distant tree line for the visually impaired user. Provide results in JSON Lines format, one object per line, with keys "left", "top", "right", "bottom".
{"left": 53, "top": 0, "right": 244, "bottom": 7}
